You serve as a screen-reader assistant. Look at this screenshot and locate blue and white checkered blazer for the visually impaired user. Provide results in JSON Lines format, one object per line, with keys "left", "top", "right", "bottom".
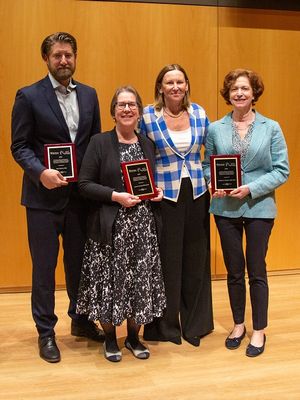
{"left": 140, "top": 103, "right": 209, "bottom": 202}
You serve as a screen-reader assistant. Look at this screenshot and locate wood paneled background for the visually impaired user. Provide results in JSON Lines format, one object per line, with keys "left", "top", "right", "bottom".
{"left": 0, "top": 0, "right": 299, "bottom": 291}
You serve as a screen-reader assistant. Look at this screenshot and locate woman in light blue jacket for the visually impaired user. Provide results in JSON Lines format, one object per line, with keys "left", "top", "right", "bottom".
{"left": 203, "top": 69, "right": 289, "bottom": 357}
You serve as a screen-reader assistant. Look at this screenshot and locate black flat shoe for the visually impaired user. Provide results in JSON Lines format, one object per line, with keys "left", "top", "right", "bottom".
{"left": 143, "top": 333, "right": 182, "bottom": 345}
{"left": 183, "top": 335, "right": 201, "bottom": 347}
{"left": 168, "top": 336, "right": 182, "bottom": 345}
{"left": 225, "top": 327, "right": 246, "bottom": 350}
{"left": 71, "top": 320, "right": 105, "bottom": 342}
{"left": 246, "top": 335, "right": 266, "bottom": 357}
{"left": 38, "top": 336, "right": 61, "bottom": 363}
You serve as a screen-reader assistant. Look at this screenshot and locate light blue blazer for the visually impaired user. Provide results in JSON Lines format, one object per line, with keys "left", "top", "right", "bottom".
{"left": 202, "top": 111, "right": 290, "bottom": 218}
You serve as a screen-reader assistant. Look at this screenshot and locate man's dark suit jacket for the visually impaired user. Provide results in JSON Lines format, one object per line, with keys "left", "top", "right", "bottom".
{"left": 78, "top": 128, "right": 162, "bottom": 245}
{"left": 11, "top": 75, "right": 101, "bottom": 211}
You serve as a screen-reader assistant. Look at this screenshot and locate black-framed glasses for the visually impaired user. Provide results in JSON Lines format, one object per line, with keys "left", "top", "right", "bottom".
{"left": 116, "top": 102, "right": 138, "bottom": 110}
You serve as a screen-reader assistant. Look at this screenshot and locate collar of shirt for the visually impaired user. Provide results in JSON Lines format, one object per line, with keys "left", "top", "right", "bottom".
{"left": 48, "top": 72, "right": 77, "bottom": 94}
{"left": 48, "top": 72, "right": 79, "bottom": 143}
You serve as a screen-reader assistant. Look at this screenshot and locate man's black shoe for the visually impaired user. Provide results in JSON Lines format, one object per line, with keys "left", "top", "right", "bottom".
{"left": 38, "top": 336, "right": 61, "bottom": 363}
{"left": 71, "top": 320, "right": 105, "bottom": 342}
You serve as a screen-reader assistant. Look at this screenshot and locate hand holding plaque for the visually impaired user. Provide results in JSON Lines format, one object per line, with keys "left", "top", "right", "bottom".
{"left": 210, "top": 154, "right": 241, "bottom": 194}
{"left": 121, "top": 159, "right": 158, "bottom": 200}
{"left": 44, "top": 143, "right": 78, "bottom": 182}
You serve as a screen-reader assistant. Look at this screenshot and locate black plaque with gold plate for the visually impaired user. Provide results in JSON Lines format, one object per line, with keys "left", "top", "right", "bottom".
{"left": 44, "top": 143, "right": 78, "bottom": 182}
{"left": 121, "top": 159, "right": 157, "bottom": 200}
{"left": 210, "top": 154, "right": 241, "bottom": 194}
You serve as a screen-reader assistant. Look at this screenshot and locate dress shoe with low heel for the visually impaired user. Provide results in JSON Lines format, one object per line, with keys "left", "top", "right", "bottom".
{"left": 246, "top": 335, "right": 266, "bottom": 357}
{"left": 71, "top": 320, "right": 105, "bottom": 342}
{"left": 143, "top": 332, "right": 182, "bottom": 345}
{"left": 183, "top": 335, "right": 201, "bottom": 347}
{"left": 103, "top": 342, "right": 122, "bottom": 362}
{"left": 38, "top": 336, "right": 61, "bottom": 363}
{"left": 168, "top": 336, "right": 182, "bottom": 345}
{"left": 225, "top": 327, "right": 246, "bottom": 350}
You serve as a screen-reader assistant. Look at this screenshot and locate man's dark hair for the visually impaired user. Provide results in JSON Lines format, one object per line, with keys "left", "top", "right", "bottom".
{"left": 41, "top": 32, "right": 77, "bottom": 59}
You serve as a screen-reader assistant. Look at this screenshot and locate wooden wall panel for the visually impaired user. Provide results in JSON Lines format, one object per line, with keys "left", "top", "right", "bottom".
{"left": 73, "top": 1, "right": 218, "bottom": 129}
{"left": 0, "top": 0, "right": 218, "bottom": 289}
{"left": 0, "top": 0, "right": 78, "bottom": 290}
{"left": 0, "top": 1, "right": 299, "bottom": 290}
{"left": 216, "top": 7, "right": 300, "bottom": 273}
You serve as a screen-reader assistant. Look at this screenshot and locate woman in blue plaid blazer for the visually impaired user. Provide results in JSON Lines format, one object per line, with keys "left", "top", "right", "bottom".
{"left": 140, "top": 64, "right": 214, "bottom": 346}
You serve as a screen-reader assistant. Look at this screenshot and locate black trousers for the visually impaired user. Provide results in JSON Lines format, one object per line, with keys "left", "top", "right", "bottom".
{"left": 144, "top": 179, "right": 214, "bottom": 340}
{"left": 26, "top": 199, "right": 88, "bottom": 338}
{"left": 214, "top": 216, "right": 274, "bottom": 330}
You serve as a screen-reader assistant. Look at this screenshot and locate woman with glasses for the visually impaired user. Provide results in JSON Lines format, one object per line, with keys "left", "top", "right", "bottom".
{"left": 76, "top": 86, "right": 166, "bottom": 362}
{"left": 203, "top": 69, "right": 289, "bottom": 357}
{"left": 140, "top": 64, "right": 214, "bottom": 347}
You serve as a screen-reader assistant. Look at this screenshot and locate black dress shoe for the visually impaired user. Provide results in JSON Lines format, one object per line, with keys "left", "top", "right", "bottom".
{"left": 38, "top": 336, "right": 61, "bottom": 363}
{"left": 156, "top": 336, "right": 182, "bottom": 345}
{"left": 168, "top": 336, "right": 182, "bottom": 345}
{"left": 246, "top": 335, "right": 266, "bottom": 357}
{"left": 143, "top": 330, "right": 182, "bottom": 345}
{"left": 183, "top": 335, "right": 201, "bottom": 347}
{"left": 225, "top": 327, "right": 246, "bottom": 350}
{"left": 71, "top": 320, "right": 105, "bottom": 342}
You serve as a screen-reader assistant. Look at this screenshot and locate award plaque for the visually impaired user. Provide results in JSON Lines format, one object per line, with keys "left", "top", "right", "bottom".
{"left": 210, "top": 154, "right": 241, "bottom": 194}
{"left": 44, "top": 143, "right": 78, "bottom": 182}
{"left": 121, "top": 159, "right": 158, "bottom": 200}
